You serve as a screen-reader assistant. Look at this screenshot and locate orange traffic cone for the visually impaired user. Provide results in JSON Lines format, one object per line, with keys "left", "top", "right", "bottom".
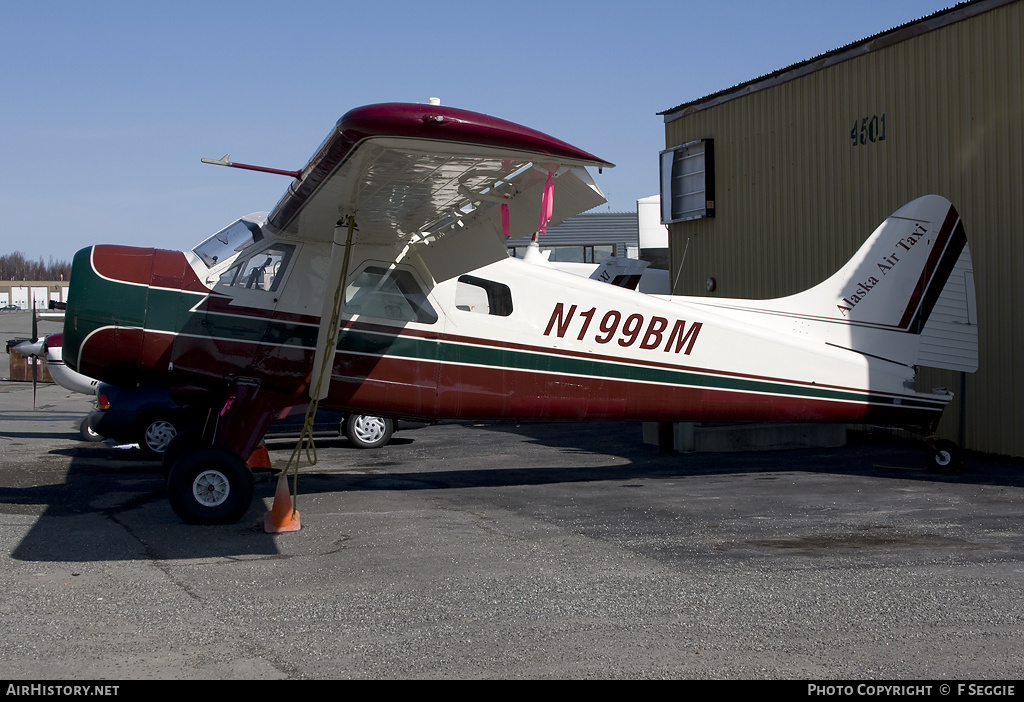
{"left": 263, "top": 473, "right": 301, "bottom": 533}
{"left": 247, "top": 443, "right": 272, "bottom": 470}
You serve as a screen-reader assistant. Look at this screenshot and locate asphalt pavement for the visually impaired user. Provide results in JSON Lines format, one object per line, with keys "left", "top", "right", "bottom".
{"left": 1, "top": 310, "right": 1023, "bottom": 680}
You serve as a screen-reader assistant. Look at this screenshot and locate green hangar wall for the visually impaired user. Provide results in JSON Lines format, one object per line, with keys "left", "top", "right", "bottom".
{"left": 660, "top": 0, "right": 1024, "bottom": 456}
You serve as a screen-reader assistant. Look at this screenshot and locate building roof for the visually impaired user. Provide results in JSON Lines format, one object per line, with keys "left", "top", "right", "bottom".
{"left": 505, "top": 211, "right": 639, "bottom": 247}
{"left": 660, "top": 0, "right": 1014, "bottom": 121}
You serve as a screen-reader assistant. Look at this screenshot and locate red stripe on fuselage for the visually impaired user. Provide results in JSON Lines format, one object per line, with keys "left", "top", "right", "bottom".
{"left": 78, "top": 327, "right": 146, "bottom": 386}
{"left": 333, "top": 354, "right": 940, "bottom": 426}
{"left": 341, "top": 320, "right": 913, "bottom": 403}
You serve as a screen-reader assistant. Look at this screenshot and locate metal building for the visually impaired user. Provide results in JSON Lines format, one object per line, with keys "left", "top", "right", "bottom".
{"left": 506, "top": 211, "right": 640, "bottom": 262}
{"left": 659, "top": 0, "right": 1023, "bottom": 456}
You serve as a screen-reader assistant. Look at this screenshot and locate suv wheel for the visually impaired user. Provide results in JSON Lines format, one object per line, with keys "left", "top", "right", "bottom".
{"left": 140, "top": 417, "right": 179, "bottom": 459}
{"left": 344, "top": 414, "right": 394, "bottom": 449}
{"left": 80, "top": 416, "right": 104, "bottom": 442}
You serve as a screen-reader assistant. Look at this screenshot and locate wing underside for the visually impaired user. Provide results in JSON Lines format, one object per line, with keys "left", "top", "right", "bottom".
{"left": 266, "top": 104, "right": 613, "bottom": 247}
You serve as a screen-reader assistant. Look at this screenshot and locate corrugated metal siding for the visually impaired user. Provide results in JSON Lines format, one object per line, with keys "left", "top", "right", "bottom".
{"left": 663, "top": 0, "right": 1024, "bottom": 456}
{"left": 506, "top": 212, "right": 638, "bottom": 249}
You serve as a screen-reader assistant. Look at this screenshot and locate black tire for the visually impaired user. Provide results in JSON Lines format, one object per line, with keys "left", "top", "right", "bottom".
{"left": 927, "top": 439, "right": 963, "bottom": 473}
{"left": 161, "top": 427, "right": 203, "bottom": 477}
{"left": 138, "top": 416, "right": 179, "bottom": 459}
{"left": 80, "top": 416, "right": 104, "bottom": 442}
{"left": 166, "top": 447, "right": 254, "bottom": 524}
{"left": 344, "top": 414, "right": 394, "bottom": 449}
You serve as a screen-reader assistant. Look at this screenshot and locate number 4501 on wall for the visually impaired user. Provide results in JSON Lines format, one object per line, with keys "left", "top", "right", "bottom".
{"left": 851, "top": 113, "right": 887, "bottom": 146}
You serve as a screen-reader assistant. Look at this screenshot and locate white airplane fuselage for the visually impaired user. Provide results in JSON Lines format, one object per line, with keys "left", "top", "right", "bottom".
{"left": 324, "top": 249, "right": 947, "bottom": 429}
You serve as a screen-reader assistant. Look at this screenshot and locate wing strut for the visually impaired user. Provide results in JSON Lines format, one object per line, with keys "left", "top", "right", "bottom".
{"left": 276, "top": 216, "right": 358, "bottom": 519}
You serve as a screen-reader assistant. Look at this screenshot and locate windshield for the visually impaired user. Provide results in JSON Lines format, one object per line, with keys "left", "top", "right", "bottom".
{"left": 192, "top": 215, "right": 265, "bottom": 268}
{"left": 218, "top": 245, "right": 295, "bottom": 293}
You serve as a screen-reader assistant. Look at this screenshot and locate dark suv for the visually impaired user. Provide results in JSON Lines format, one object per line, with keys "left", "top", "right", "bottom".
{"left": 86, "top": 383, "right": 408, "bottom": 458}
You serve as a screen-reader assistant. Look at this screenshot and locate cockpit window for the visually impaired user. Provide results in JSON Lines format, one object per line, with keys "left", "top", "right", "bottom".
{"left": 217, "top": 244, "right": 294, "bottom": 292}
{"left": 345, "top": 265, "right": 437, "bottom": 324}
{"left": 193, "top": 218, "right": 264, "bottom": 268}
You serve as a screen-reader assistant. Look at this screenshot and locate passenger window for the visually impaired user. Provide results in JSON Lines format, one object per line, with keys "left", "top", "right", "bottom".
{"left": 455, "top": 275, "right": 512, "bottom": 316}
{"left": 345, "top": 266, "right": 437, "bottom": 324}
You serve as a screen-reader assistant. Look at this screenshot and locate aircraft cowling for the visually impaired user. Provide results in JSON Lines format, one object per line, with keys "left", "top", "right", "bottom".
{"left": 63, "top": 245, "right": 201, "bottom": 389}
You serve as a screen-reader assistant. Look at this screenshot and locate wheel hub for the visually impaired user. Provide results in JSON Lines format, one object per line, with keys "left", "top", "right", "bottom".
{"left": 145, "top": 420, "right": 177, "bottom": 453}
{"left": 192, "top": 470, "right": 230, "bottom": 507}
{"left": 353, "top": 416, "right": 386, "bottom": 443}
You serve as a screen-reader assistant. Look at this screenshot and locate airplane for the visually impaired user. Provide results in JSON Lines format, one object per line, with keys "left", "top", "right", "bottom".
{"left": 60, "top": 102, "right": 978, "bottom": 525}
{"left": 13, "top": 216, "right": 644, "bottom": 451}
{"left": 10, "top": 305, "right": 100, "bottom": 399}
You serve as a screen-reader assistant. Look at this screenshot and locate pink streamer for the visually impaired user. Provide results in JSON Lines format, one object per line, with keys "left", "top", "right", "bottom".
{"left": 538, "top": 172, "right": 554, "bottom": 235}
{"left": 501, "top": 203, "right": 510, "bottom": 236}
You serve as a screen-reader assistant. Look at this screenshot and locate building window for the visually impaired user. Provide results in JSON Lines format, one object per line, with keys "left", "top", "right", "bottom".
{"left": 508, "top": 245, "right": 614, "bottom": 263}
{"left": 660, "top": 139, "right": 715, "bottom": 223}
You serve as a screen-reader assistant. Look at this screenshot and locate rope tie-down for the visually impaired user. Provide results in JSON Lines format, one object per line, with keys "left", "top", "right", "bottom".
{"left": 264, "top": 216, "right": 357, "bottom": 533}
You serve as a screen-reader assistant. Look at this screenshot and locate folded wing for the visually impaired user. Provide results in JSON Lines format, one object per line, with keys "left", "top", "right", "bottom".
{"left": 266, "top": 103, "right": 614, "bottom": 246}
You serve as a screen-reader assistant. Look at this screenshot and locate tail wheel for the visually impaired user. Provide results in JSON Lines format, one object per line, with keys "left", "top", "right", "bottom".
{"left": 166, "top": 447, "right": 254, "bottom": 524}
{"left": 344, "top": 414, "right": 394, "bottom": 449}
{"left": 926, "top": 439, "right": 963, "bottom": 474}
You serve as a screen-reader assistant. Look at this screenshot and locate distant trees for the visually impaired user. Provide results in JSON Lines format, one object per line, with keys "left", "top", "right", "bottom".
{"left": 0, "top": 252, "right": 71, "bottom": 281}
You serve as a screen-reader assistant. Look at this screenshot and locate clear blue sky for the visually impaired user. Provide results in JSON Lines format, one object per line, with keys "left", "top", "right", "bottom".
{"left": 1, "top": 0, "right": 954, "bottom": 261}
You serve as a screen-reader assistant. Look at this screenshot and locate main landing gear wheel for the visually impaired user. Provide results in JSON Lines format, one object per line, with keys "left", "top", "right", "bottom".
{"left": 344, "top": 414, "right": 394, "bottom": 449}
{"left": 926, "top": 439, "right": 963, "bottom": 474}
{"left": 161, "top": 427, "right": 203, "bottom": 478}
{"left": 166, "top": 447, "right": 254, "bottom": 524}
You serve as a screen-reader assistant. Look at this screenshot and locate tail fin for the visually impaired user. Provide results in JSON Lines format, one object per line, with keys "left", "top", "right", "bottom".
{"left": 780, "top": 195, "right": 978, "bottom": 372}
